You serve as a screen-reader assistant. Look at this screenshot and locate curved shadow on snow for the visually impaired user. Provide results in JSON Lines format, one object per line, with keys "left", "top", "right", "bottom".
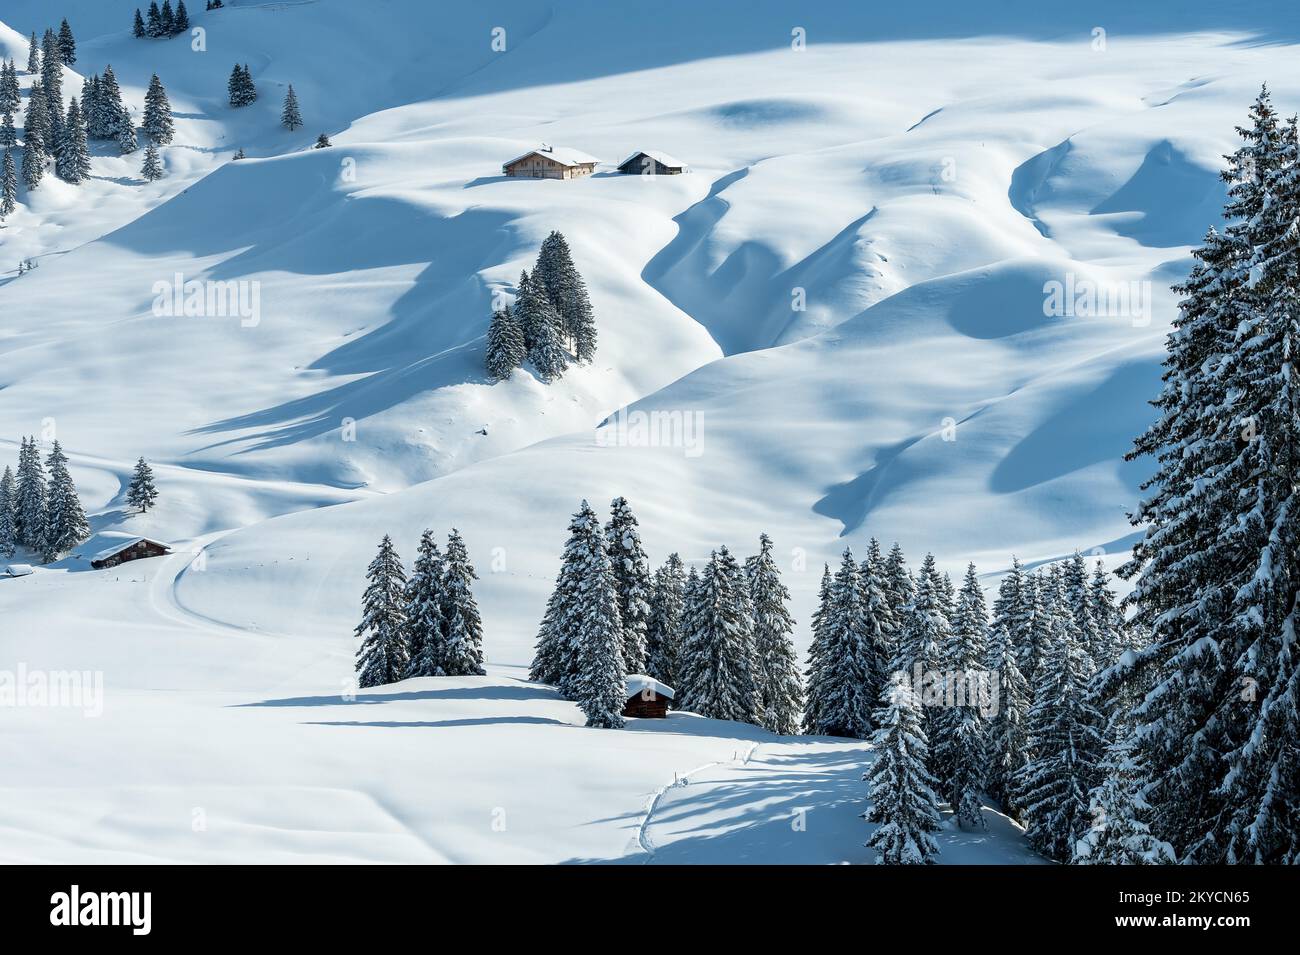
{"left": 237, "top": 683, "right": 560, "bottom": 707}
{"left": 304, "top": 716, "right": 567, "bottom": 728}
{"left": 1090, "top": 140, "right": 1227, "bottom": 248}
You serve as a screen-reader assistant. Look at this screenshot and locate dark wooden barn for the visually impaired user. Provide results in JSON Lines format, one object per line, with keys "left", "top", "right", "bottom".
{"left": 623, "top": 675, "right": 675, "bottom": 718}
{"left": 90, "top": 537, "right": 172, "bottom": 569}
{"left": 616, "top": 150, "right": 687, "bottom": 175}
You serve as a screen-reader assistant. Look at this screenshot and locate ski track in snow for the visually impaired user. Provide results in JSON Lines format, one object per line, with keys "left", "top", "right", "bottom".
{"left": 634, "top": 741, "right": 761, "bottom": 861}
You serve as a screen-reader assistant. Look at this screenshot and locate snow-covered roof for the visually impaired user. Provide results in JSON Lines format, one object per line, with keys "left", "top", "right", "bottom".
{"left": 92, "top": 537, "right": 171, "bottom": 562}
{"left": 625, "top": 674, "right": 675, "bottom": 700}
{"left": 4, "top": 564, "right": 33, "bottom": 577}
{"left": 617, "top": 149, "right": 687, "bottom": 170}
{"left": 503, "top": 145, "right": 600, "bottom": 168}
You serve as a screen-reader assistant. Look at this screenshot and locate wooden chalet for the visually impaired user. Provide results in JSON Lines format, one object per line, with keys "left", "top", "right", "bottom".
{"left": 623, "top": 675, "right": 675, "bottom": 718}
{"left": 616, "top": 150, "right": 687, "bottom": 175}
{"left": 90, "top": 537, "right": 172, "bottom": 570}
{"left": 503, "top": 144, "right": 599, "bottom": 179}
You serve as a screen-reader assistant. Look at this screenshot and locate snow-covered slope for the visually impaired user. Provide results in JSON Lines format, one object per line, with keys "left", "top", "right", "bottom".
{"left": 2, "top": 0, "right": 1299, "bottom": 862}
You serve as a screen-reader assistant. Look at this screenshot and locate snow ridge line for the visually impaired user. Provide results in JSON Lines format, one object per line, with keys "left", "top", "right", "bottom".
{"left": 633, "top": 741, "right": 763, "bottom": 862}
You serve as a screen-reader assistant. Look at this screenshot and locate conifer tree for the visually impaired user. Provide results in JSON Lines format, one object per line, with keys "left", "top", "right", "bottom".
{"left": 313, "top": 132, "right": 330, "bottom": 149}
{"left": 805, "top": 549, "right": 875, "bottom": 737}
{"left": 895, "top": 554, "right": 950, "bottom": 739}
{"left": 147, "top": 3, "right": 163, "bottom": 39}
{"left": 855, "top": 537, "right": 895, "bottom": 708}
{"left": 134, "top": 9, "right": 147, "bottom": 39}
{"left": 141, "top": 143, "right": 163, "bottom": 181}
{"left": 439, "top": 529, "right": 486, "bottom": 676}
{"left": 175, "top": 1, "right": 190, "bottom": 33}
{"left": 646, "top": 552, "right": 686, "bottom": 689}
{"left": 57, "top": 20, "right": 76, "bottom": 66}
{"left": 0, "top": 466, "right": 16, "bottom": 558}
{"left": 534, "top": 230, "right": 597, "bottom": 360}
{"left": 864, "top": 674, "right": 943, "bottom": 865}
{"left": 228, "top": 64, "right": 256, "bottom": 107}
{"left": 403, "top": 530, "right": 449, "bottom": 678}
{"left": 604, "top": 497, "right": 651, "bottom": 674}
{"left": 40, "top": 31, "right": 62, "bottom": 141}
{"left": 1074, "top": 739, "right": 1175, "bottom": 864}
{"left": 0, "top": 148, "right": 16, "bottom": 218}
{"left": 281, "top": 84, "right": 302, "bottom": 131}
{"left": 801, "top": 563, "right": 834, "bottom": 733}
{"left": 27, "top": 33, "right": 39, "bottom": 74}
{"left": 1015, "top": 573, "right": 1105, "bottom": 861}
{"left": 984, "top": 620, "right": 1030, "bottom": 815}
{"left": 94, "top": 66, "right": 126, "bottom": 141}
{"left": 160, "top": 1, "right": 176, "bottom": 36}
{"left": 747, "top": 533, "right": 804, "bottom": 734}
{"left": 0, "top": 113, "right": 15, "bottom": 151}
{"left": 514, "top": 270, "right": 567, "bottom": 381}
{"left": 142, "top": 74, "right": 173, "bottom": 144}
{"left": 126, "top": 457, "right": 158, "bottom": 512}
{"left": 117, "top": 107, "right": 138, "bottom": 154}
{"left": 933, "top": 563, "right": 989, "bottom": 829}
{"left": 354, "top": 535, "right": 408, "bottom": 687}
{"left": 572, "top": 518, "right": 627, "bottom": 728}
{"left": 484, "top": 307, "right": 525, "bottom": 381}
{"left": 0, "top": 61, "right": 19, "bottom": 117}
{"left": 677, "top": 547, "right": 760, "bottom": 723}
{"left": 14, "top": 437, "right": 47, "bottom": 549}
{"left": 55, "top": 98, "right": 90, "bottom": 184}
{"left": 882, "top": 542, "right": 914, "bottom": 630}
{"left": 530, "top": 502, "right": 601, "bottom": 695}
{"left": 41, "top": 441, "right": 89, "bottom": 562}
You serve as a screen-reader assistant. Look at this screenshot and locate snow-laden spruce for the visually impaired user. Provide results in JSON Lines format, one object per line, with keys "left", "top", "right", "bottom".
{"left": 41, "top": 441, "right": 89, "bottom": 563}
{"left": 142, "top": 74, "right": 173, "bottom": 145}
{"left": 646, "top": 552, "right": 686, "bottom": 689}
{"left": 677, "top": 547, "right": 760, "bottom": 724}
{"left": 514, "top": 270, "right": 568, "bottom": 383}
{"left": 571, "top": 517, "right": 627, "bottom": 729}
{"left": 55, "top": 98, "right": 91, "bottom": 185}
{"left": 0, "top": 466, "right": 16, "bottom": 558}
{"left": 281, "top": 85, "right": 302, "bottom": 131}
{"left": 126, "top": 457, "right": 158, "bottom": 512}
{"left": 0, "top": 149, "right": 16, "bottom": 218}
{"left": 1073, "top": 739, "right": 1174, "bottom": 864}
{"left": 746, "top": 533, "right": 804, "bottom": 734}
{"left": 604, "top": 496, "right": 652, "bottom": 674}
{"left": 932, "top": 563, "right": 988, "bottom": 830}
{"left": 801, "top": 563, "right": 834, "bottom": 734}
{"left": 864, "top": 674, "right": 943, "bottom": 865}
{"left": 534, "top": 231, "right": 597, "bottom": 362}
{"left": 530, "top": 502, "right": 597, "bottom": 696}
{"left": 439, "top": 529, "right": 487, "bottom": 677}
{"left": 484, "top": 307, "right": 526, "bottom": 381}
{"left": 14, "top": 437, "right": 47, "bottom": 550}
{"left": 355, "top": 535, "right": 409, "bottom": 687}
{"left": 983, "top": 620, "right": 1029, "bottom": 818}
{"left": 403, "top": 530, "right": 449, "bottom": 678}
{"left": 803, "top": 549, "right": 876, "bottom": 738}
{"left": 894, "top": 553, "right": 950, "bottom": 743}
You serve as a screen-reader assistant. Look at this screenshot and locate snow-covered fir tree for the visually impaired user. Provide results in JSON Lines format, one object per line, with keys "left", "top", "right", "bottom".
{"left": 27, "top": 33, "right": 40, "bottom": 74}
{"left": 1073, "top": 739, "right": 1175, "bottom": 865}
{"left": 677, "top": 547, "right": 760, "bottom": 723}
{"left": 92, "top": 66, "right": 125, "bottom": 141}
{"left": 0, "top": 60, "right": 19, "bottom": 117}
{"left": 571, "top": 518, "right": 627, "bottom": 729}
{"left": 864, "top": 674, "right": 943, "bottom": 865}
{"left": 882, "top": 541, "right": 914, "bottom": 632}
{"left": 0, "top": 466, "right": 16, "bottom": 558}
{"left": 513, "top": 270, "right": 568, "bottom": 382}
{"left": 0, "top": 148, "right": 16, "bottom": 218}
{"left": 0, "top": 113, "right": 15, "bottom": 151}
{"left": 228, "top": 64, "right": 256, "bottom": 107}
{"left": 41, "top": 441, "right": 89, "bottom": 563}
{"left": 126, "top": 457, "right": 158, "bottom": 512}
{"left": 133, "top": 9, "right": 147, "bottom": 39}
{"left": 895, "top": 554, "right": 950, "bottom": 740}
{"left": 142, "top": 74, "right": 173, "bottom": 144}
{"left": 484, "top": 307, "right": 526, "bottom": 381}
{"left": 801, "top": 563, "right": 834, "bottom": 733}
{"left": 534, "top": 231, "right": 597, "bottom": 361}
{"left": 1017, "top": 569, "right": 1048, "bottom": 690}
{"left": 141, "top": 143, "right": 163, "bottom": 181}
{"left": 1087, "top": 561, "right": 1121, "bottom": 670}
{"left": 1014, "top": 571, "right": 1105, "bottom": 861}
{"left": 313, "top": 132, "right": 331, "bottom": 149}
{"left": 529, "top": 502, "right": 598, "bottom": 695}
{"left": 933, "top": 563, "right": 989, "bottom": 829}
{"left": 1119, "top": 86, "right": 1300, "bottom": 863}
{"left": 14, "top": 436, "right": 47, "bottom": 549}
{"left": 40, "top": 31, "right": 62, "bottom": 142}
{"left": 439, "top": 529, "right": 486, "bottom": 676}
{"left": 983, "top": 620, "right": 1030, "bottom": 817}
{"left": 747, "top": 533, "right": 804, "bottom": 734}
{"left": 117, "top": 107, "right": 138, "bottom": 155}
{"left": 403, "top": 530, "right": 449, "bottom": 678}
{"left": 281, "top": 84, "right": 302, "bottom": 131}
{"left": 175, "top": 1, "right": 191, "bottom": 33}
{"left": 354, "top": 535, "right": 408, "bottom": 687}
{"left": 604, "top": 497, "right": 652, "bottom": 674}
{"left": 160, "top": 1, "right": 176, "bottom": 37}
{"left": 57, "top": 20, "right": 76, "bottom": 66}
{"left": 804, "top": 549, "right": 876, "bottom": 738}
{"left": 55, "top": 97, "right": 90, "bottom": 184}
{"left": 855, "top": 537, "right": 895, "bottom": 709}
{"left": 646, "top": 552, "right": 686, "bottom": 689}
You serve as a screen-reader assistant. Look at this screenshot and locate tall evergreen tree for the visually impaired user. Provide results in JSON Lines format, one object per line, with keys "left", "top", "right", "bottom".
{"left": 41, "top": 441, "right": 89, "bottom": 562}
{"left": 439, "top": 529, "right": 486, "bottom": 676}
{"left": 93, "top": 66, "right": 126, "bottom": 141}
{"left": 57, "top": 20, "right": 76, "bottom": 66}
{"left": 604, "top": 497, "right": 652, "bottom": 674}
{"left": 747, "top": 534, "right": 804, "bottom": 734}
{"left": 804, "top": 549, "right": 876, "bottom": 737}
{"left": 984, "top": 620, "right": 1030, "bottom": 816}
{"left": 864, "top": 675, "right": 943, "bottom": 865}
{"left": 933, "top": 563, "right": 990, "bottom": 829}
{"left": 27, "top": 33, "right": 39, "bottom": 74}
{"left": 174, "top": 1, "right": 191, "bottom": 33}
{"left": 484, "top": 307, "right": 525, "bottom": 381}
{"left": 895, "top": 554, "right": 950, "bottom": 740}
{"left": 646, "top": 552, "right": 686, "bottom": 689}
{"left": 228, "top": 64, "right": 256, "bottom": 107}
{"left": 0, "top": 466, "right": 16, "bottom": 558}
{"left": 160, "top": 0, "right": 176, "bottom": 36}
{"left": 141, "top": 143, "right": 163, "bottom": 181}
{"left": 0, "top": 113, "right": 15, "bottom": 151}
{"left": 281, "top": 84, "right": 302, "bottom": 131}
{"left": 142, "top": 74, "right": 173, "bottom": 144}
{"left": 1074, "top": 739, "right": 1175, "bottom": 865}
{"left": 354, "top": 535, "right": 408, "bottom": 687}
{"left": 801, "top": 563, "right": 834, "bottom": 733}
{"left": 14, "top": 436, "right": 47, "bottom": 549}
{"left": 0, "top": 148, "right": 16, "bottom": 218}
{"left": 117, "top": 107, "right": 138, "bottom": 155}
{"left": 55, "top": 97, "right": 90, "bottom": 184}
{"left": 0, "top": 61, "right": 19, "bottom": 117}
{"left": 146, "top": 2, "right": 163, "bottom": 39}
{"left": 133, "top": 9, "right": 147, "bottom": 39}
{"left": 403, "top": 530, "right": 449, "bottom": 678}
{"left": 534, "top": 230, "right": 597, "bottom": 361}
{"left": 571, "top": 517, "right": 627, "bottom": 728}
{"left": 40, "top": 31, "right": 62, "bottom": 143}
{"left": 513, "top": 270, "right": 567, "bottom": 381}
{"left": 529, "top": 504, "right": 599, "bottom": 695}
{"left": 677, "top": 547, "right": 760, "bottom": 723}
{"left": 882, "top": 542, "right": 914, "bottom": 633}
{"left": 126, "top": 457, "right": 158, "bottom": 512}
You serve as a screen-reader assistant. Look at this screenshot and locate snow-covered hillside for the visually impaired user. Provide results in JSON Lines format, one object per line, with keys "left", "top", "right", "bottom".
{"left": 2, "top": 0, "right": 1298, "bottom": 863}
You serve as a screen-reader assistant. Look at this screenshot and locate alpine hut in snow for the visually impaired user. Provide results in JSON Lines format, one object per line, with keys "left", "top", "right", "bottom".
{"left": 90, "top": 537, "right": 172, "bottom": 570}
{"left": 623, "top": 675, "right": 675, "bottom": 718}
{"left": 503, "top": 144, "right": 599, "bottom": 179}
{"left": 616, "top": 150, "right": 687, "bottom": 175}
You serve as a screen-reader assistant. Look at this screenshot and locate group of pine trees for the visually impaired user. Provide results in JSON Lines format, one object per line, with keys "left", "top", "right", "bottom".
{"left": 354, "top": 530, "right": 486, "bottom": 688}
{"left": 227, "top": 64, "right": 257, "bottom": 108}
{"left": 486, "top": 231, "right": 598, "bottom": 383}
{"left": 0, "top": 23, "right": 176, "bottom": 217}
{"left": 1106, "top": 85, "right": 1300, "bottom": 865}
{"left": 132, "top": 2, "right": 191, "bottom": 39}
{"left": 0, "top": 437, "right": 89, "bottom": 563}
{"left": 529, "top": 498, "right": 804, "bottom": 733}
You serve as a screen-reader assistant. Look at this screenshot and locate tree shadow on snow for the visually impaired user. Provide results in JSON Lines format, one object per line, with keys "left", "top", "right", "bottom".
{"left": 236, "top": 682, "right": 561, "bottom": 708}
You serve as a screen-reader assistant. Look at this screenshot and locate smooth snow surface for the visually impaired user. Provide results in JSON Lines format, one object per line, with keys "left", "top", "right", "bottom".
{"left": 2, "top": 0, "right": 1297, "bottom": 863}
